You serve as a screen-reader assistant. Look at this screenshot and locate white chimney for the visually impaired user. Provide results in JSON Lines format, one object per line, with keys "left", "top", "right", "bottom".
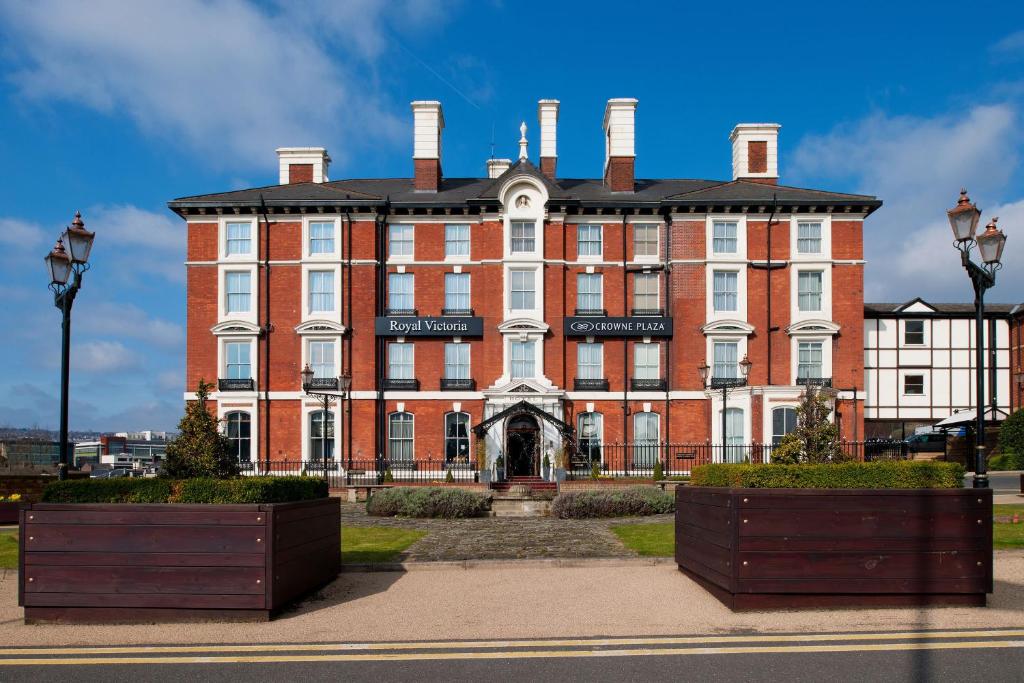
{"left": 486, "top": 158, "right": 511, "bottom": 178}
{"left": 538, "top": 99, "right": 559, "bottom": 178}
{"left": 603, "top": 98, "right": 637, "bottom": 192}
{"left": 730, "top": 123, "right": 780, "bottom": 184}
{"left": 276, "top": 147, "right": 330, "bottom": 184}
{"left": 412, "top": 100, "right": 444, "bottom": 191}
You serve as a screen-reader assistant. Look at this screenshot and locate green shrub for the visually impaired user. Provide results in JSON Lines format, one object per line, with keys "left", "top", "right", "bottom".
{"left": 383, "top": 468, "right": 394, "bottom": 483}
{"left": 989, "top": 449, "right": 1024, "bottom": 471}
{"left": 653, "top": 460, "right": 664, "bottom": 481}
{"left": 366, "top": 487, "right": 491, "bottom": 518}
{"left": 552, "top": 486, "right": 675, "bottom": 519}
{"left": 590, "top": 461, "right": 601, "bottom": 479}
{"left": 444, "top": 469, "right": 455, "bottom": 483}
{"left": 162, "top": 380, "right": 239, "bottom": 479}
{"left": 42, "top": 477, "right": 327, "bottom": 503}
{"left": 999, "top": 409, "right": 1024, "bottom": 459}
{"left": 691, "top": 461, "right": 965, "bottom": 489}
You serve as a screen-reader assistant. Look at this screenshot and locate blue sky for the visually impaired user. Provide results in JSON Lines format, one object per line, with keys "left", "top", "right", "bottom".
{"left": 1, "top": 0, "right": 1023, "bottom": 432}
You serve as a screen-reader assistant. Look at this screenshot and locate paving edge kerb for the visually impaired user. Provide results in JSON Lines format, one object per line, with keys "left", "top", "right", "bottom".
{"left": 341, "top": 557, "right": 677, "bottom": 572}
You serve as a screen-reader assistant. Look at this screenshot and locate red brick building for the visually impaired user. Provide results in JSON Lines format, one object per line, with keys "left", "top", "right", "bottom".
{"left": 169, "top": 98, "right": 881, "bottom": 477}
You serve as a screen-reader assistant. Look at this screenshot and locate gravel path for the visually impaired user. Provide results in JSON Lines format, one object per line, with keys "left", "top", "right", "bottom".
{"left": 340, "top": 502, "right": 672, "bottom": 561}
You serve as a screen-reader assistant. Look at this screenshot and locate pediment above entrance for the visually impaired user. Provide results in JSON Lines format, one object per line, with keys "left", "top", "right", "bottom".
{"left": 498, "top": 318, "right": 550, "bottom": 335}
{"left": 483, "top": 378, "right": 563, "bottom": 398}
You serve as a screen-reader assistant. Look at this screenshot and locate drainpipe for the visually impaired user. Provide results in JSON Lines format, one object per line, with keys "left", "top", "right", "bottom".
{"left": 258, "top": 195, "right": 272, "bottom": 472}
{"left": 622, "top": 209, "right": 631, "bottom": 447}
{"left": 661, "top": 207, "right": 672, "bottom": 445}
{"left": 765, "top": 194, "right": 778, "bottom": 386}
{"left": 374, "top": 201, "right": 389, "bottom": 467}
{"left": 344, "top": 209, "right": 352, "bottom": 469}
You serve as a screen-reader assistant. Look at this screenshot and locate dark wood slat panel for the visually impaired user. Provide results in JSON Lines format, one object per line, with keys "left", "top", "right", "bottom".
{"left": 677, "top": 504, "right": 733, "bottom": 534}
{"left": 738, "top": 511, "right": 987, "bottom": 539}
{"left": 737, "top": 577, "right": 988, "bottom": 594}
{"left": 23, "top": 592, "right": 265, "bottom": 609}
{"left": 678, "top": 488, "right": 736, "bottom": 508}
{"left": 739, "top": 493, "right": 990, "bottom": 514}
{"left": 25, "top": 510, "right": 265, "bottom": 526}
{"left": 25, "top": 606, "right": 271, "bottom": 624}
{"left": 270, "top": 499, "right": 341, "bottom": 524}
{"left": 273, "top": 512, "right": 340, "bottom": 551}
{"left": 679, "top": 557, "right": 733, "bottom": 592}
{"left": 678, "top": 524, "right": 733, "bottom": 552}
{"left": 273, "top": 534, "right": 338, "bottom": 566}
{"left": 29, "top": 503, "right": 262, "bottom": 512}
{"left": 678, "top": 538, "right": 733, "bottom": 576}
{"left": 739, "top": 537, "right": 984, "bottom": 552}
{"left": 24, "top": 565, "right": 265, "bottom": 595}
{"left": 737, "top": 551, "right": 988, "bottom": 579}
{"left": 730, "top": 593, "right": 986, "bottom": 611}
{"left": 24, "top": 524, "right": 266, "bottom": 553}
{"left": 24, "top": 552, "right": 265, "bottom": 567}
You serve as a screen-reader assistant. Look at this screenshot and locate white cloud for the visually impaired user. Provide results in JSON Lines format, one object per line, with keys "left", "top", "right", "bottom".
{"left": 790, "top": 104, "right": 1021, "bottom": 302}
{"left": 74, "top": 340, "right": 142, "bottom": 373}
{"left": 0, "top": 218, "right": 46, "bottom": 249}
{"left": 0, "top": 0, "right": 444, "bottom": 169}
{"left": 76, "top": 300, "right": 184, "bottom": 350}
{"left": 85, "top": 204, "right": 185, "bottom": 283}
{"left": 991, "top": 30, "right": 1024, "bottom": 62}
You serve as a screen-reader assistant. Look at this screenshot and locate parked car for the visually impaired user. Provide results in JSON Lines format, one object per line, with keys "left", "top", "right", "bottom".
{"left": 905, "top": 432, "right": 947, "bottom": 455}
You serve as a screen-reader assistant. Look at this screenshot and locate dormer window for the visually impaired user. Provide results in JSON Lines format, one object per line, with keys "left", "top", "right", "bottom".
{"left": 511, "top": 221, "right": 535, "bottom": 253}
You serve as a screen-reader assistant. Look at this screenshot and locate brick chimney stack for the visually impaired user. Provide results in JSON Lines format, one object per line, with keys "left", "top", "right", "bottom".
{"left": 603, "top": 98, "right": 637, "bottom": 192}
{"left": 538, "top": 99, "right": 559, "bottom": 179}
{"left": 276, "top": 147, "right": 330, "bottom": 184}
{"left": 412, "top": 100, "right": 444, "bottom": 192}
{"left": 730, "top": 123, "right": 780, "bottom": 185}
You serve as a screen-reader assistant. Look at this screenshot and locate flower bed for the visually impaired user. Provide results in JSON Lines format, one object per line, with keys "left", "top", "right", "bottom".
{"left": 677, "top": 463, "right": 990, "bottom": 610}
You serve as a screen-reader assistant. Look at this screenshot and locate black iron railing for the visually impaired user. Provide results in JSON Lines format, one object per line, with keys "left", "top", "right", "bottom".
{"left": 797, "top": 376, "right": 833, "bottom": 388}
{"left": 630, "top": 308, "right": 665, "bottom": 317}
{"left": 574, "top": 308, "right": 607, "bottom": 316}
{"left": 630, "top": 378, "right": 666, "bottom": 391}
{"left": 306, "top": 377, "right": 338, "bottom": 390}
{"left": 381, "top": 378, "right": 420, "bottom": 390}
{"left": 574, "top": 378, "right": 610, "bottom": 391}
{"left": 441, "top": 308, "right": 474, "bottom": 316}
{"left": 441, "top": 378, "right": 476, "bottom": 390}
{"left": 218, "top": 378, "right": 254, "bottom": 391}
{"left": 385, "top": 308, "right": 418, "bottom": 317}
{"left": 239, "top": 458, "right": 478, "bottom": 488}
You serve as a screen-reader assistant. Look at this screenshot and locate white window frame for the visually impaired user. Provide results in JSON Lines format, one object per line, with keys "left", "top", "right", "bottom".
{"left": 388, "top": 342, "right": 415, "bottom": 380}
{"left": 790, "top": 214, "right": 832, "bottom": 261}
{"left": 577, "top": 224, "right": 603, "bottom": 260}
{"left": 444, "top": 272, "right": 471, "bottom": 311}
{"left": 307, "top": 269, "right": 336, "bottom": 314}
{"left": 790, "top": 267, "right": 832, "bottom": 323}
{"left": 706, "top": 215, "right": 746, "bottom": 261}
{"left": 218, "top": 337, "right": 258, "bottom": 385}
{"left": 304, "top": 217, "right": 339, "bottom": 260}
{"left": 634, "top": 342, "right": 660, "bottom": 380}
{"left": 904, "top": 320, "right": 927, "bottom": 346}
{"left": 711, "top": 220, "right": 739, "bottom": 255}
{"left": 509, "top": 220, "right": 536, "bottom": 255}
{"left": 444, "top": 412, "right": 471, "bottom": 464}
{"left": 388, "top": 272, "right": 415, "bottom": 312}
{"left": 444, "top": 342, "right": 470, "bottom": 379}
{"left": 577, "top": 273, "right": 603, "bottom": 312}
{"left": 796, "top": 340, "right": 824, "bottom": 380}
{"left": 223, "top": 340, "right": 252, "bottom": 380}
{"left": 788, "top": 334, "right": 833, "bottom": 385}
{"left": 633, "top": 223, "right": 659, "bottom": 261}
{"left": 388, "top": 224, "right": 414, "bottom": 261}
{"left": 712, "top": 270, "right": 739, "bottom": 313}
{"left": 633, "top": 272, "right": 659, "bottom": 312}
{"left": 444, "top": 223, "right": 471, "bottom": 260}
{"left": 307, "top": 339, "right": 337, "bottom": 379}
{"left": 508, "top": 268, "right": 538, "bottom": 314}
{"left": 903, "top": 373, "right": 926, "bottom": 396}
{"left": 220, "top": 218, "right": 256, "bottom": 260}
{"left": 510, "top": 340, "right": 536, "bottom": 379}
{"left": 300, "top": 263, "right": 341, "bottom": 321}
{"left": 218, "top": 265, "right": 258, "bottom": 324}
{"left": 388, "top": 412, "right": 415, "bottom": 463}
{"left": 577, "top": 342, "right": 603, "bottom": 380}
{"left": 705, "top": 266, "right": 747, "bottom": 323}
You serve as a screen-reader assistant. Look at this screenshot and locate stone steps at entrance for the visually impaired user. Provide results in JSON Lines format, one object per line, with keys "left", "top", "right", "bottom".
{"left": 490, "top": 476, "right": 558, "bottom": 493}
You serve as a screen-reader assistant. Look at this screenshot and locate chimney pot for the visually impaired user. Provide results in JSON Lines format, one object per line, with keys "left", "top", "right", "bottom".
{"left": 276, "top": 147, "right": 330, "bottom": 184}
{"left": 412, "top": 100, "right": 444, "bottom": 191}
{"left": 486, "top": 158, "right": 512, "bottom": 179}
{"left": 730, "top": 123, "right": 780, "bottom": 184}
{"left": 603, "top": 98, "right": 637, "bottom": 192}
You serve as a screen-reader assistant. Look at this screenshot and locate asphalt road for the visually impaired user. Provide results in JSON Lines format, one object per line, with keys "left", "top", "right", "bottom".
{"left": 1, "top": 629, "right": 1022, "bottom": 682}
{"left": 965, "top": 470, "right": 1022, "bottom": 494}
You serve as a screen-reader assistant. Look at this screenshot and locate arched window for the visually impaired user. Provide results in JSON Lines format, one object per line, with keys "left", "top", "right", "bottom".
{"left": 445, "top": 412, "right": 470, "bottom": 464}
{"left": 724, "top": 407, "right": 744, "bottom": 463}
{"left": 224, "top": 412, "right": 251, "bottom": 463}
{"left": 633, "top": 411, "right": 660, "bottom": 468}
{"left": 389, "top": 412, "right": 414, "bottom": 464}
{"left": 309, "top": 410, "right": 334, "bottom": 461}
{"left": 577, "top": 412, "right": 603, "bottom": 466}
{"left": 772, "top": 407, "right": 797, "bottom": 446}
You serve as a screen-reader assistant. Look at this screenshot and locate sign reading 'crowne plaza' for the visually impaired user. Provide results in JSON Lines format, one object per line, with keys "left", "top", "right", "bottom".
{"left": 563, "top": 316, "right": 673, "bottom": 337}
{"left": 375, "top": 316, "right": 484, "bottom": 337}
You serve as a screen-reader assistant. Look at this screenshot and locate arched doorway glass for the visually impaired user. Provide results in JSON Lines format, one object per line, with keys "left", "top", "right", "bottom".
{"left": 505, "top": 413, "right": 540, "bottom": 476}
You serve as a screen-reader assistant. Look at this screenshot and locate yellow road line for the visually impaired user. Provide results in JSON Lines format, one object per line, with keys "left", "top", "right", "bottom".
{"left": 1, "top": 629, "right": 1023, "bottom": 657}
{"left": 0, "top": 639, "right": 1021, "bottom": 666}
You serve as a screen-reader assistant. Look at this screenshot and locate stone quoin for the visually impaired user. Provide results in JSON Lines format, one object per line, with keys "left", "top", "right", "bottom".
{"left": 169, "top": 97, "right": 882, "bottom": 476}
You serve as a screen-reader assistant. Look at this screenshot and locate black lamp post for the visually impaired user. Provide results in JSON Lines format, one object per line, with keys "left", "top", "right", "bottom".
{"left": 699, "top": 354, "right": 752, "bottom": 462}
{"left": 948, "top": 189, "right": 1007, "bottom": 489}
{"left": 44, "top": 212, "right": 95, "bottom": 481}
{"left": 301, "top": 364, "right": 351, "bottom": 475}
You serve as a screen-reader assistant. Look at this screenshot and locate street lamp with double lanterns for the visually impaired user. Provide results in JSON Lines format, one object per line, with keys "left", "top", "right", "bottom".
{"left": 43, "top": 211, "right": 95, "bottom": 480}
{"left": 947, "top": 189, "right": 1007, "bottom": 489}
{"left": 699, "top": 354, "right": 752, "bottom": 463}
{"left": 301, "top": 365, "right": 352, "bottom": 477}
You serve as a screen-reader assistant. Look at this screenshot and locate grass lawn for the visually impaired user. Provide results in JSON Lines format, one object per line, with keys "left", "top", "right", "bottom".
{"left": 609, "top": 522, "right": 674, "bottom": 557}
{"left": 341, "top": 527, "right": 425, "bottom": 564}
{"left": 994, "top": 504, "right": 1024, "bottom": 550}
{"left": 0, "top": 531, "right": 17, "bottom": 569}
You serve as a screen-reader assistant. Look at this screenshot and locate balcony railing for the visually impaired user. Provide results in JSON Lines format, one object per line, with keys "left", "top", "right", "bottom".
{"left": 441, "top": 378, "right": 476, "bottom": 390}
{"left": 381, "top": 378, "right": 420, "bottom": 391}
{"left": 218, "top": 378, "right": 254, "bottom": 391}
{"left": 574, "top": 378, "right": 609, "bottom": 391}
{"left": 385, "top": 308, "right": 418, "bottom": 317}
{"left": 441, "top": 308, "right": 474, "bottom": 316}
{"left": 797, "top": 376, "right": 833, "bottom": 388}
{"left": 574, "top": 308, "right": 607, "bottom": 317}
{"left": 305, "top": 377, "right": 338, "bottom": 391}
{"left": 710, "top": 377, "right": 747, "bottom": 389}
{"left": 630, "top": 308, "right": 665, "bottom": 317}
{"left": 630, "top": 378, "right": 666, "bottom": 391}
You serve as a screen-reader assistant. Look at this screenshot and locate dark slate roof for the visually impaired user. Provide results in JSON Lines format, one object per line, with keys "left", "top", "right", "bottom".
{"left": 168, "top": 170, "right": 881, "bottom": 213}
{"left": 865, "top": 301, "right": 1018, "bottom": 316}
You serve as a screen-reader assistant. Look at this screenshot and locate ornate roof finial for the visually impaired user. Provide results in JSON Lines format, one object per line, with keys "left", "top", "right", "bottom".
{"left": 519, "top": 121, "right": 528, "bottom": 160}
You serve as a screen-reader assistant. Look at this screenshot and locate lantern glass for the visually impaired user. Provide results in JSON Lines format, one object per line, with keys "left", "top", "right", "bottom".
{"left": 64, "top": 226, "right": 95, "bottom": 264}
{"left": 698, "top": 364, "right": 710, "bottom": 384}
{"left": 45, "top": 242, "right": 72, "bottom": 286}
{"left": 739, "top": 355, "right": 752, "bottom": 378}
{"left": 339, "top": 372, "right": 352, "bottom": 392}
{"left": 977, "top": 226, "right": 1006, "bottom": 265}
{"left": 300, "top": 364, "right": 314, "bottom": 391}
{"left": 947, "top": 194, "right": 981, "bottom": 242}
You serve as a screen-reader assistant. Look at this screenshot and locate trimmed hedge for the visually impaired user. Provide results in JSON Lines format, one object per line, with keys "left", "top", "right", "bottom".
{"left": 552, "top": 486, "right": 675, "bottom": 519}
{"left": 366, "top": 487, "right": 491, "bottom": 518}
{"left": 989, "top": 450, "right": 1024, "bottom": 471}
{"left": 41, "top": 477, "right": 328, "bottom": 504}
{"left": 691, "top": 461, "right": 965, "bottom": 489}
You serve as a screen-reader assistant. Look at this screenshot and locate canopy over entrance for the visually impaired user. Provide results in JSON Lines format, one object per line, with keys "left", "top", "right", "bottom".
{"left": 472, "top": 400, "right": 573, "bottom": 438}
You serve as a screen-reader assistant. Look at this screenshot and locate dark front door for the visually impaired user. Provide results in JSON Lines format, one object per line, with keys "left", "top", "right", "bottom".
{"left": 506, "top": 414, "right": 539, "bottom": 477}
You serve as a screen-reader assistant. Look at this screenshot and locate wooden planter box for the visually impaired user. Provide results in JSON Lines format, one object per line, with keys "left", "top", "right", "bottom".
{"left": 0, "top": 502, "right": 20, "bottom": 525}
{"left": 18, "top": 498, "right": 340, "bottom": 623}
{"left": 676, "top": 487, "right": 992, "bottom": 611}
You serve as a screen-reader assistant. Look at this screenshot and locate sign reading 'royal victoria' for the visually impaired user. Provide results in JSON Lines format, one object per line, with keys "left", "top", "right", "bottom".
{"left": 375, "top": 316, "right": 484, "bottom": 337}
{"left": 563, "top": 316, "right": 673, "bottom": 337}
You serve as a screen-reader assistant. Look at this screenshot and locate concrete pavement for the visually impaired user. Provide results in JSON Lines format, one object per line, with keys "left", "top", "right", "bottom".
{"left": 1, "top": 552, "right": 1023, "bottom": 647}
